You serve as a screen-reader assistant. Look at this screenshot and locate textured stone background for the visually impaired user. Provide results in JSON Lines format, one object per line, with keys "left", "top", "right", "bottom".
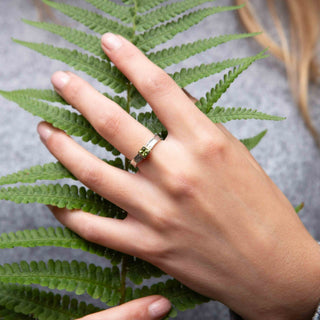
{"left": 0, "top": 1, "right": 319, "bottom": 319}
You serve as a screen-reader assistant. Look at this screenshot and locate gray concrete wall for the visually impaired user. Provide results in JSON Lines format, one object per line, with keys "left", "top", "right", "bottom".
{"left": 0, "top": 1, "right": 319, "bottom": 319}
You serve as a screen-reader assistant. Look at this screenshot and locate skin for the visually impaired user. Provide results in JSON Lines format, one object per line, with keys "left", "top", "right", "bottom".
{"left": 37, "top": 33, "right": 320, "bottom": 320}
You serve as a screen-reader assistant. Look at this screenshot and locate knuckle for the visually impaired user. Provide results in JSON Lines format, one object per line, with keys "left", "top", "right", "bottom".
{"left": 142, "top": 69, "right": 173, "bottom": 95}
{"left": 95, "top": 110, "right": 122, "bottom": 139}
{"left": 195, "top": 133, "right": 229, "bottom": 160}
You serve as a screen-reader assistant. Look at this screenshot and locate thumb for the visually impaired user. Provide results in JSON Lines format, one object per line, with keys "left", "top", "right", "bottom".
{"left": 76, "top": 295, "right": 172, "bottom": 320}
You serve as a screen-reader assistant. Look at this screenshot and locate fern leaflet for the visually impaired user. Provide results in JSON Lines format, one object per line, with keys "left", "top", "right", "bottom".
{"left": 83, "top": 0, "right": 133, "bottom": 24}
{"left": 135, "top": 5, "right": 243, "bottom": 52}
{"left": 42, "top": 0, "right": 133, "bottom": 37}
{"left": 137, "top": 0, "right": 169, "bottom": 13}
{"left": 148, "top": 32, "right": 260, "bottom": 69}
{"left": 206, "top": 107, "right": 285, "bottom": 123}
{"left": 136, "top": 0, "right": 211, "bottom": 31}
{"left": 0, "top": 260, "right": 121, "bottom": 305}
{"left": 0, "top": 184, "right": 124, "bottom": 218}
{"left": 172, "top": 55, "right": 266, "bottom": 88}
{"left": 23, "top": 20, "right": 106, "bottom": 59}
{"left": 12, "top": 40, "right": 127, "bottom": 93}
{"left": 0, "top": 305, "right": 33, "bottom": 320}
{"left": 240, "top": 129, "right": 267, "bottom": 150}
{"left": 197, "top": 50, "right": 268, "bottom": 112}
{"left": 0, "top": 283, "right": 102, "bottom": 320}
{"left": 5, "top": 89, "right": 67, "bottom": 104}
{"left": 0, "top": 90, "right": 119, "bottom": 154}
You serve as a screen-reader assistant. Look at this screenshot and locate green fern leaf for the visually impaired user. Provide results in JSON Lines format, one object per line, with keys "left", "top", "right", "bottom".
{"left": 22, "top": 20, "right": 106, "bottom": 59}
{"left": 0, "top": 184, "right": 123, "bottom": 218}
{"left": 0, "top": 283, "right": 102, "bottom": 320}
{"left": 206, "top": 107, "right": 285, "bottom": 123}
{"left": 137, "top": 0, "right": 169, "bottom": 13}
{"left": 12, "top": 40, "right": 127, "bottom": 93}
{"left": 126, "top": 256, "right": 165, "bottom": 285}
{"left": 148, "top": 32, "right": 260, "bottom": 69}
{"left": 172, "top": 55, "right": 265, "bottom": 88}
{"left": 196, "top": 50, "right": 268, "bottom": 112}
{"left": 126, "top": 279, "right": 209, "bottom": 315}
{"left": 0, "top": 227, "right": 123, "bottom": 265}
{"left": 83, "top": 0, "right": 133, "bottom": 24}
{"left": 135, "top": 5, "right": 243, "bottom": 52}
{"left": 0, "top": 162, "right": 74, "bottom": 186}
{"left": 0, "top": 306, "right": 33, "bottom": 320}
{"left": 131, "top": 112, "right": 166, "bottom": 134}
{"left": 6, "top": 89, "right": 67, "bottom": 104}
{"left": 0, "top": 90, "right": 119, "bottom": 154}
{"left": 240, "top": 129, "right": 267, "bottom": 151}
{"left": 136, "top": 0, "right": 211, "bottom": 31}
{"left": 0, "top": 260, "right": 121, "bottom": 305}
{"left": 42, "top": 0, "right": 133, "bottom": 37}
{"left": 0, "top": 158, "right": 123, "bottom": 186}
{"left": 129, "top": 88, "right": 147, "bottom": 109}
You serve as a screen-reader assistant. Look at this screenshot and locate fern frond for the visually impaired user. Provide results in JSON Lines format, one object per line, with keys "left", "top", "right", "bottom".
{"left": 23, "top": 20, "right": 106, "bottom": 59}
{"left": 138, "top": 0, "right": 169, "bottom": 13}
{"left": 0, "top": 283, "right": 102, "bottom": 320}
{"left": 0, "top": 90, "right": 119, "bottom": 154}
{"left": 7, "top": 89, "right": 67, "bottom": 104}
{"left": 0, "top": 184, "right": 123, "bottom": 217}
{"left": 42, "top": 0, "right": 133, "bottom": 37}
{"left": 136, "top": 0, "right": 211, "bottom": 31}
{"left": 206, "top": 107, "right": 285, "bottom": 123}
{"left": 196, "top": 50, "right": 268, "bottom": 112}
{"left": 148, "top": 32, "right": 259, "bottom": 69}
{"left": 12, "top": 40, "right": 127, "bottom": 93}
{"left": 131, "top": 112, "right": 166, "bottom": 134}
{"left": 172, "top": 55, "right": 265, "bottom": 88}
{"left": 0, "top": 162, "right": 74, "bottom": 186}
{"left": 0, "top": 260, "right": 121, "bottom": 305}
{"left": 126, "top": 256, "right": 165, "bottom": 285}
{"left": 135, "top": 5, "right": 243, "bottom": 52}
{"left": 0, "top": 227, "right": 122, "bottom": 265}
{"left": 126, "top": 279, "right": 209, "bottom": 316}
{"left": 130, "top": 88, "right": 147, "bottom": 109}
{"left": 83, "top": 0, "right": 133, "bottom": 24}
{"left": 240, "top": 129, "right": 267, "bottom": 150}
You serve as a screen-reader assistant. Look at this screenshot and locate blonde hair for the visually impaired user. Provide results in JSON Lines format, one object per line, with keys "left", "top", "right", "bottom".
{"left": 236, "top": 0, "right": 320, "bottom": 146}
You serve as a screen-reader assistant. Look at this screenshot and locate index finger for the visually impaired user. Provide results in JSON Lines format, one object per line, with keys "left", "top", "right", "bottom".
{"left": 101, "top": 33, "right": 209, "bottom": 137}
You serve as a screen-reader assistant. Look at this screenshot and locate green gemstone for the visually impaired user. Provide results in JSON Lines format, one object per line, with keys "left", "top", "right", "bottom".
{"left": 139, "top": 146, "right": 150, "bottom": 158}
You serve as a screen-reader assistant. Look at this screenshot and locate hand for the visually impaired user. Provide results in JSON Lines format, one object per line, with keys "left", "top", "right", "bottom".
{"left": 37, "top": 33, "right": 320, "bottom": 320}
{"left": 76, "top": 296, "right": 171, "bottom": 320}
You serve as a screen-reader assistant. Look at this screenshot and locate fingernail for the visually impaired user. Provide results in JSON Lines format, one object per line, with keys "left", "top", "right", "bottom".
{"left": 148, "top": 298, "right": 171, "bottom": 318}
{"left": 101, "top": 33, "right": 122, "bottom": 51}
{"left": 37, "top": 122, "right": 53, "bottom": 143}
{"left": 51, "top": 71, "right": 70, "bottom": 90}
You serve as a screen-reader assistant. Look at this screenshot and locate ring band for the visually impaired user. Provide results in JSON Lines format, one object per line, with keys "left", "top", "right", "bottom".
{"left": 130, "top": 134, "right": 161, "bottom": 167}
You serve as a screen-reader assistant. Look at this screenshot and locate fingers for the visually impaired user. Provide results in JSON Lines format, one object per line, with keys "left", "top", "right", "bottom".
{"left": 76, "top": 295, "right": 171, "bottom": 320}
{"left": 50, "top": 71, "right": 154, "bottom": 161}
{"left": 49, "top": 206, "right": 142, "bottom": 255}
{"left": 101, "top": 33, "right": 213, "bottom": 137}
{"left": 37, "top": 122, "right": 146, "bottom": 213}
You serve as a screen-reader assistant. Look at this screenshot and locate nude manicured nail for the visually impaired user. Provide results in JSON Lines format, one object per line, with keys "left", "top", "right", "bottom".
{"left": 148, "top": 298, "right": 171, "bottom": 318}
{"left": 101, "top": 33, "right": 123, "bottom": 51}
{"left": 51, "top": 71, "right": 70, "bottom": 90}
{"left": 37, "top": 123, "right": 53, "bottom": 143}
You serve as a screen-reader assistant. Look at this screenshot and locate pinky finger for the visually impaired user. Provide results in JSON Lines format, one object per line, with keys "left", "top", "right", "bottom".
{"left": 48, "top": 206, "right": 143, "bottom": 257}
{"left": 76, "top": 295, "right": 172, "bottom": 320}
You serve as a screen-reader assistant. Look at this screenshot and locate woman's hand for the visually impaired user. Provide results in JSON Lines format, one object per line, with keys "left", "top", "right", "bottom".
{"left": 76, "top": 296, "right": 171, "bottom": 320}
{"left": 38, "top": 33, "right": 320, "bottom": 320}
